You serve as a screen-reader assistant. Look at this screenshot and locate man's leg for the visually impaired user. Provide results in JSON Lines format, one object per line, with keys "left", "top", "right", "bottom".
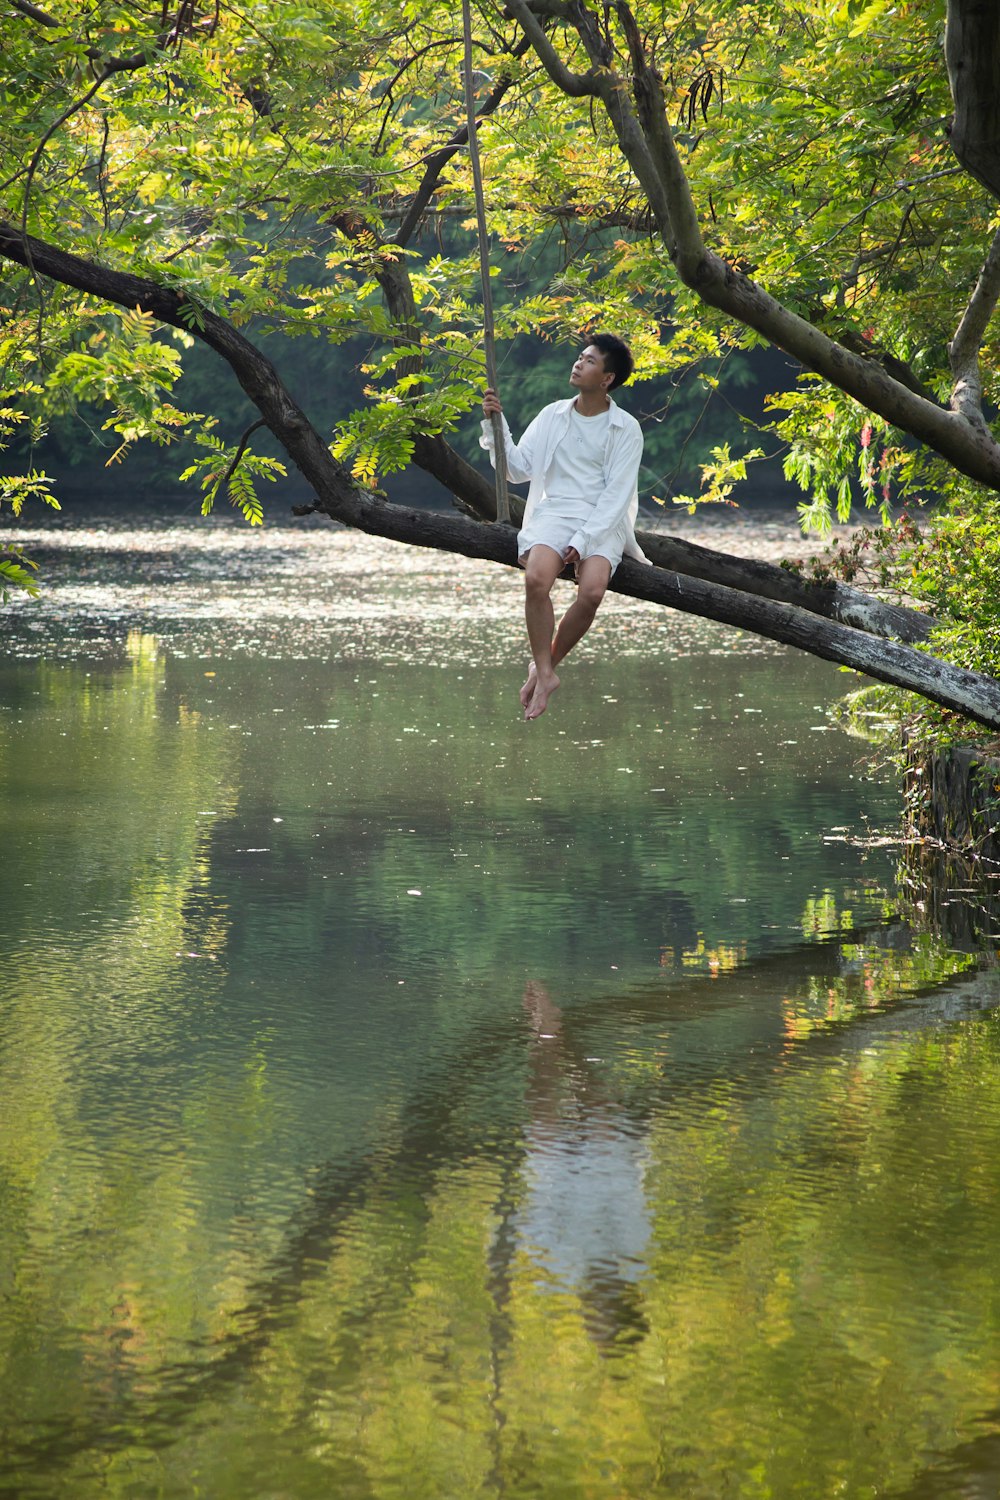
{"left": 522, "top": 544, "right": 565, "bottom": 720}
{"left": 523, "top": 554, "right": 612, "bottom": 720}
{"left": 549, "top": 554, "right": 612, "bottom": 667}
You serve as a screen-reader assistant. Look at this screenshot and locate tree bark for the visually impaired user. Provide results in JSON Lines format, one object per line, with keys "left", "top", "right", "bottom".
{"left": 948, "top": 223, "right": 1000, "bottom": 428}
{"left": 946, "top": 0, "right": 1000, "bottom": 202}
{"left": 635, "top": 531, "right": 931, "bottom": 644}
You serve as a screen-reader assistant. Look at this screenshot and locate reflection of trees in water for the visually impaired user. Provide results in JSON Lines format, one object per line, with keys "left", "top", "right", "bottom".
{"left": 893, "top": 1414, "right": 1000, "bottom": 1499}
{"left": 900, "top": 836, "right": 1000, "bottom": 963}
{"left": 10, "top": 633, "right": 1000, "bottom": 1499}
{"left": 8, "top": 902, "right": 1000, "bottom": 1496}
{"left": 900, "top": 741, "right": 1000, "bottom": 962}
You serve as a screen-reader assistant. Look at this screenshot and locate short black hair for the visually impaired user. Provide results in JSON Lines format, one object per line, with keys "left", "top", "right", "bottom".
{"left": 589, "top": 332, "right": 634, "bottom": 391}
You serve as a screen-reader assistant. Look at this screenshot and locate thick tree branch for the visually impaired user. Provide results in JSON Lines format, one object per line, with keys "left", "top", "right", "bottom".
{"left": 946, "top": 0, "right": 1000, "bottom": 201}
{"left": 948, "top": 222, "right": 1000, "bottom": 430}
{"left": 371, "top": 242, "right": 423, "bottom": 382}
{"left": 838, "top": 328, "right": 934, "bottom": 404}
{"left": 507, "top": 0, "right": 695, "bottom": 264}
{"left": 608, "top": 0, "right": 703, "bottom": 272}
{"left": 500, "top": 1, "right": 600, "bottom": 98}
{"left": 408, "top": 429, "right": 931, "bottom": 642}
{"left": 690, "top": 258, "right": 1000, "bottom": 488}
{"left": 8, "top": 0, "right": 59, "bottom": 26}
{"left": 411, "top": 432, "right": 508, "bottom": 520}
{"left": 608, "top": 560, "right": 1000, "bottom": 728}
{"left": 511, "top": 0, "right": 1000, "bottom": 491}
{"left": 635, "top": 530, "right": 932, "bottom": 644}
{"left": 0, "top": 211, "right": 934, "bottom": 645}
{"left": 0, "top": 221, "right": 371, "bottom": 524}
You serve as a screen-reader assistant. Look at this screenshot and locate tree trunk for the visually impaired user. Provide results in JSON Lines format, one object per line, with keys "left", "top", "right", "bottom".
{"left": 637, "top": 530, "right": 931, "bottom": 643}
{"left": 946, "top": 0, "right": 1000, "bottom": 201}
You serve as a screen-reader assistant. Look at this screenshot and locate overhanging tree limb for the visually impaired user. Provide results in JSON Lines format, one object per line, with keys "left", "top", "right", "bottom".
{"left": 302, "top": 198, "right": 932, "bottom": 629}
{"left": 8, "top": 0, "right": 60, "bottom": 28}
{"left": 949, "top": 223, "right": 1000, "bottom": 430}
{"left": 507, "top": 0, "right": 1000, "bottom": 492}
{"left": 946, "top": 0, "right": 1000, "bottom": 201}
{"left": 406, "top": 427, "right": 932, "bottom": 643}
{"left": 368, "top": 193, "right": 935, "bottom": 639}
{"left": 0, "top": 219, "right": 991, "bottom": 719}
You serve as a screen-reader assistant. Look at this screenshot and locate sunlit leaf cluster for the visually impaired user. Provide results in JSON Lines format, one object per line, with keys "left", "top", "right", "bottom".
{"left": 1, "top": 0, "right": 997, "bottom": 585}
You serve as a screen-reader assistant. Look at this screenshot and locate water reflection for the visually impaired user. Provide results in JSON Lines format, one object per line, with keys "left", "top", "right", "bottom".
{"left": 512, "top": 981, "right": 652, "bottom": 1350}
{"left": 4, "top": 521, "right": 1000, "bottom": 1496}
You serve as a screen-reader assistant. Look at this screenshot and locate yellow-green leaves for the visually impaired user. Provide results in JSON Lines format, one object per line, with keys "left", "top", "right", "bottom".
{"left": 671, "top": 442, "right": 766, "bottom": 513}
{"left": 179, "top": 433, "right": 286, "bottom": 525}
{"left": 0, "top": 0, "right": 986, "bottom": 532}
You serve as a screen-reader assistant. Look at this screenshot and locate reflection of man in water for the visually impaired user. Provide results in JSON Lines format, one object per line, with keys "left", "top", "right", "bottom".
{"left": 511, "top": 981, "right": 652, "bottom": 1349}
{"left": 480, "top": 335, "right": 647, "bottom": 721}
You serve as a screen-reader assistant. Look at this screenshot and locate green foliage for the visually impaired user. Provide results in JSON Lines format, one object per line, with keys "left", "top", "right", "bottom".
{"left": 0, "top": 386, "right": 59, "bottom": 553}
{"left": 0, "top": 547, "right": 40, "bottom": 601}
{"left": 0, "top": 470, "right": 59, "bottom": 516}
{"left": 801, "top": 485, "right": 1000, "bottom": 739}
{"left": 0, "top": 393, "right": 59, "bottom": 593}
{"left": 179, "top": 432, "right": 287, "bottom": 524}
{"left": 792, "top": 512, "right": 923, "bottom": 593}
{"left": 43, "top": 307, "right": 199, "bottom": 462}
{"left": 0, "top": 0, "right": 995, "bottom": 557}
{"left": 770, "top": 380, "right": 951, "bottom": 534}
{"left": 332, "top": 402, "right": 415, "bottom": 484}
{"left": 911, "top": 488, "right": 1000, "bottom": 685}
{"left": 668, "top": 441, "right": 766, "bottom": 513}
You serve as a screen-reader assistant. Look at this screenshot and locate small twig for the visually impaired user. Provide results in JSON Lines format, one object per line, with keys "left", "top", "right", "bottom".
{"left": 96, "top": 112, "right": 111, "bottom": 230}
{"left": 216, "top": 418, "right": 267, "bottom": 498}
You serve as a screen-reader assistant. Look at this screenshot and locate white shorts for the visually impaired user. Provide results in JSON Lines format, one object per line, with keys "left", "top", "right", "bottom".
{"left": 517, "top": 501, "right": 627, "bottom": 573}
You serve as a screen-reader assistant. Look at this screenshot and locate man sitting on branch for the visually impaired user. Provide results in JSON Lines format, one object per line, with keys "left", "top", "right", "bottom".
{"left": 481, "top": 333, "right": 648, "bottom": 720}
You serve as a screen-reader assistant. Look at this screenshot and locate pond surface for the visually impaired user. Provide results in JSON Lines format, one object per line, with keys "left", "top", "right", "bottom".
{"left": 3, "top": 515, "right": 1000, "bottom": 1499}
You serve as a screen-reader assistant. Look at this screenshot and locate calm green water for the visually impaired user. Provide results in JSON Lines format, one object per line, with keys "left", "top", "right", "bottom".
{"left": 3, "top": 516, "right": 1000, "bottom": 1499}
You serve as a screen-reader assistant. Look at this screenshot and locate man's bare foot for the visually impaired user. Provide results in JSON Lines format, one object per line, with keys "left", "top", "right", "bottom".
{"left": 519, "top": 662, "right": 537, "bottom": 709}
{"left": 525, "top": 671, "right": 559, "bottom": 720}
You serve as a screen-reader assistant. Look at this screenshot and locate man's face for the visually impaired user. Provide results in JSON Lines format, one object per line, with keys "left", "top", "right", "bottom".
{"left": 570, "top": 345, "right": 612, "bottom": 395}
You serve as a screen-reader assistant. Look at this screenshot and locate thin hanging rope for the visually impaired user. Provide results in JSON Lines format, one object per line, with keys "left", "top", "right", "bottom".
{"left": 462, "top": 0, "right": 510, "bottom": 524}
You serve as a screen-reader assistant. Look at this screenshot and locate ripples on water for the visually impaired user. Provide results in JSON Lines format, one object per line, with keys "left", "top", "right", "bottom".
{"left": 4, "top": 514, "right": 787, "bottom": 664}
{"left": 3, "top": 514, "right": 1000, "bottom": 1498}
